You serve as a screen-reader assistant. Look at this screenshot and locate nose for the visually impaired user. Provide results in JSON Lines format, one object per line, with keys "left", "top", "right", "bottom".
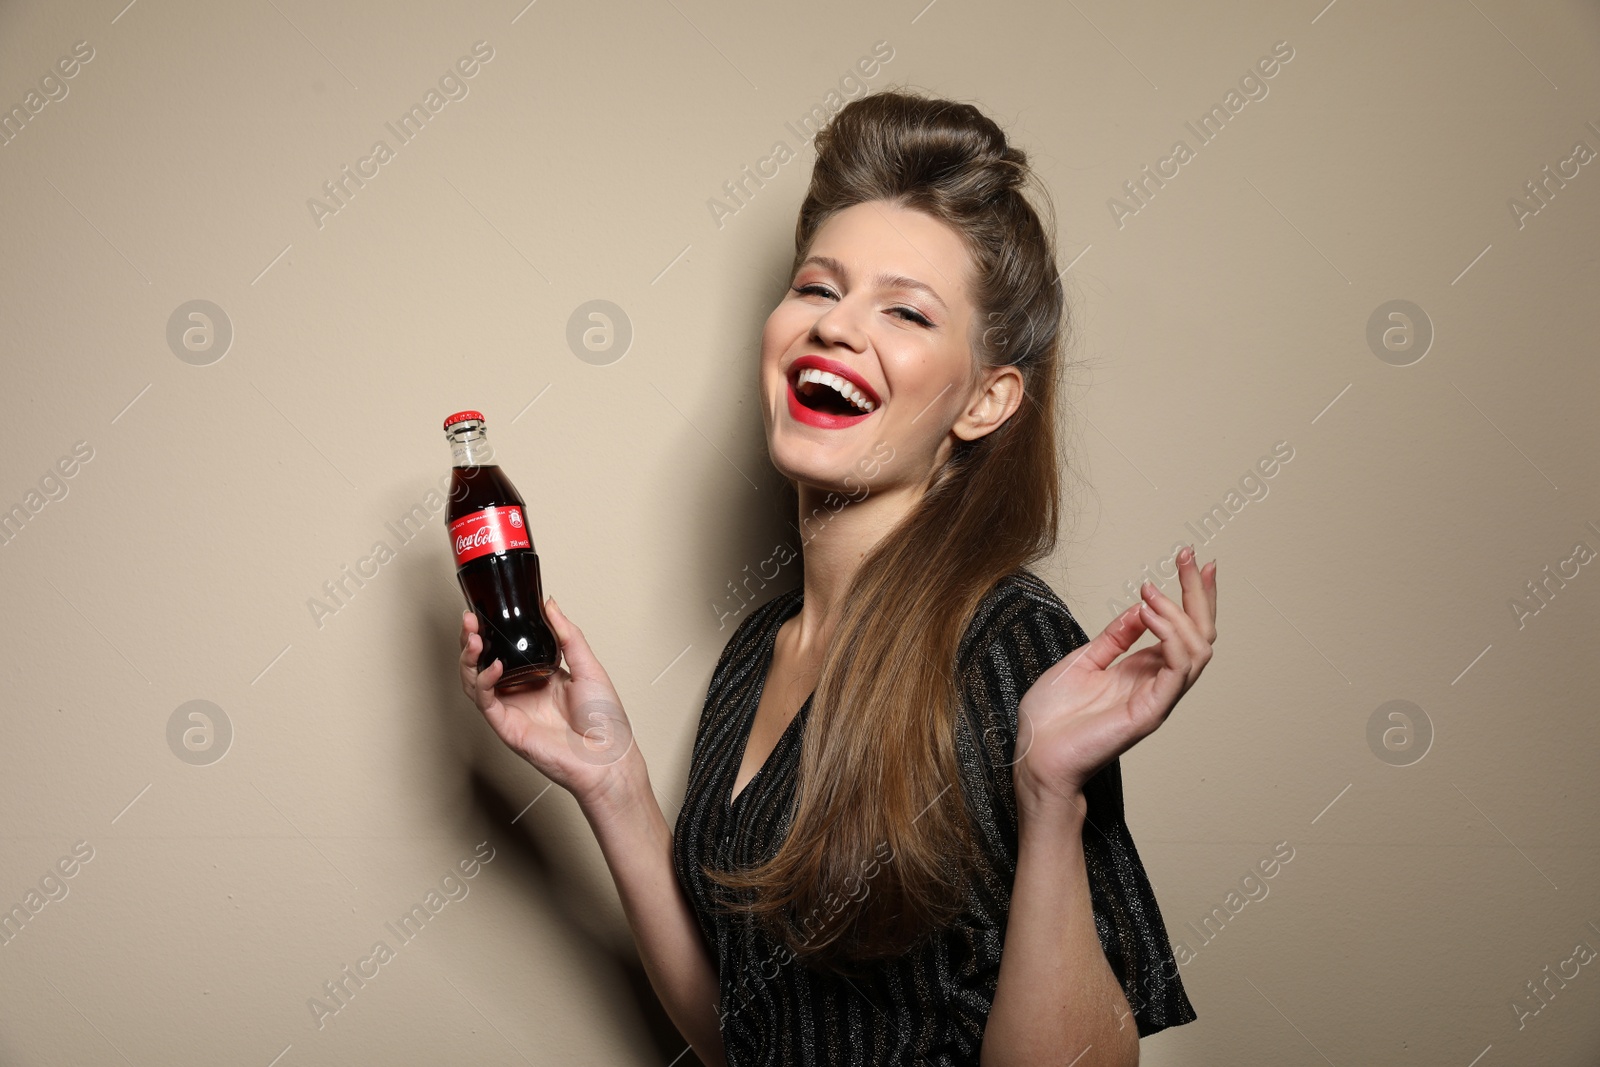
{"left": 810, "top": 293, "right": 868, "bottom": 352}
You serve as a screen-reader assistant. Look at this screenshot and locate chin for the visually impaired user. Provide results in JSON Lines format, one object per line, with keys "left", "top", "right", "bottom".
{"left": 767, "top": 428, "right": 899, "bottom": 506}
{"left": 767, "top": 436, "right": 854, "bottom": 493}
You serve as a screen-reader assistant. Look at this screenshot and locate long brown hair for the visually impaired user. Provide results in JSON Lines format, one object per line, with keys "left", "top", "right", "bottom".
{"left": 704, "top": 87, "right": 1071, "bottom": 969}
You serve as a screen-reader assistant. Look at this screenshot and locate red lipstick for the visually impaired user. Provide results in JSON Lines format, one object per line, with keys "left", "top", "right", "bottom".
{"left": 788, "top": 355, "right": 880, "bottom": 406}
{"left": 784, "top": 355, "right": 880, "bottom": 430}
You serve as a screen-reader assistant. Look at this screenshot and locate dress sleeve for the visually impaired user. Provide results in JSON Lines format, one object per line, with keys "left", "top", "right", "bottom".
{"left": 956, "top": 572, "right": 1198, "bottom": 1039}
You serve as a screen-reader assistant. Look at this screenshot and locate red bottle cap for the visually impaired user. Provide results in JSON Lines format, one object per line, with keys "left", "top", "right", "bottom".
{"left": 443, "top": 410, "right": 485, "bottom": 430}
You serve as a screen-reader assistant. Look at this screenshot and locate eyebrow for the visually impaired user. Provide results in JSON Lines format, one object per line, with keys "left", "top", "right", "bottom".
{"left": 797, "top": 255, "right": 948, "bottom": 314}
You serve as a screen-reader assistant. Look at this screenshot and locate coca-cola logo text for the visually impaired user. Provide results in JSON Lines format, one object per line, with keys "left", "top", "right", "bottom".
{"left": 454, "top": 525, "right": 497, "bottom": 556}
{"left": 448, "top": 506, "right": 530, "bottom": 568}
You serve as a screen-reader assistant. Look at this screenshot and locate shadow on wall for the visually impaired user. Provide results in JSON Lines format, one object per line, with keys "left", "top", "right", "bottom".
{"left": 644, "top": 241, "right": 809, "bottom": 905}
{"left": 395, "top": 549, "right": 707, "bottom": 1064}
{"left": 650, "top": 241, "right": 808, "bottom": 646}
{"left": 387, "top": 241, "right": 809, "bottom": 1059}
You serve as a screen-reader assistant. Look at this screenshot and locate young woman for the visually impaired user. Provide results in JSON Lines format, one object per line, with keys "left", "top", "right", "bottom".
{"left": 457, "top": 89, "right": 1216, "bottom": 1066}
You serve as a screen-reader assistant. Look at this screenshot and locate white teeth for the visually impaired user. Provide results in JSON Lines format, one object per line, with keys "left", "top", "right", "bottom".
{"left": 796, "top": 367, "right": 876, "bottom": 413}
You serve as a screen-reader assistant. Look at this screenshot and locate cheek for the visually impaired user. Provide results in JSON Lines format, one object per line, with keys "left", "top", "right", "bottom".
{"left": 882, "top": 351, "right": 948, "bottom": 409}
{"left": 764, "top": 303, "right": 809, "bottom": 348}
{"left": 759, "top": 330, "right": 783, "bottom": 391}
{"left": 759, "top": 315, "right": 784, "bottom": 363}
{"left": 761, "top": 307, "right": 809, "bottom": 379}
{"left": 879, "top": 352, "right": 968, "bottom": 442}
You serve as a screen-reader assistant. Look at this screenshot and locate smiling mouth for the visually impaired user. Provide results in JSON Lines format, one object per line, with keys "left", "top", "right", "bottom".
{"left": 790, "top": 367, "right": 877, "bottom": 416}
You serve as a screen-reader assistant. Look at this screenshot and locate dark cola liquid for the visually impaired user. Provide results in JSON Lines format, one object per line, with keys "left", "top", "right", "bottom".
{"left": 448, "top": 464, "right": 560, "bottom": 688}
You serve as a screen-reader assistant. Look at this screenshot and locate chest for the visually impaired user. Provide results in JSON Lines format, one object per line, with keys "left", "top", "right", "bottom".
{"left": 728, "top": 630, "right": 816, "bottom": 807}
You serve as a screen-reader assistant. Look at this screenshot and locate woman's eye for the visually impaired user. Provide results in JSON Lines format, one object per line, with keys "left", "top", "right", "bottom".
{"left": 891, "top": 306, "right": 933, "bottom": 327}
{"left": 794, "top": 284, "right": 835, "bottom": 299}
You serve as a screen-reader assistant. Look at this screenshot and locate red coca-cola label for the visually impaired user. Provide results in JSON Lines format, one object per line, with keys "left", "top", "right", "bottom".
{"left": 449, "top": 505, "right": 531, "bottom": 567}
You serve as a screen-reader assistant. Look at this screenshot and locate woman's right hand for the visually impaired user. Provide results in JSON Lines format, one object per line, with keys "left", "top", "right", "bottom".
{"left": 458, "top": 597, "right": 644, "bottom": 816}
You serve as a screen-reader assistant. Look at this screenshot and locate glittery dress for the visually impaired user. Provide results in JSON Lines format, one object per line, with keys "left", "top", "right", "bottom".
{"left": 672, "top": 569, "right": 1198, "bottom": 1065}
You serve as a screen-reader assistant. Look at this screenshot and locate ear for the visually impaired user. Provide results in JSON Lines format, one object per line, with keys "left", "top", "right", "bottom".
{"left": 952, "top": 364, "right": 1024, "bottom": 442}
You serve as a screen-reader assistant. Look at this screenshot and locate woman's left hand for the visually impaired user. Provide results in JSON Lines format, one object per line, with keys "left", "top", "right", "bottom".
{"left": 1013, "top": 546, "right": 1218, "bottom": 812}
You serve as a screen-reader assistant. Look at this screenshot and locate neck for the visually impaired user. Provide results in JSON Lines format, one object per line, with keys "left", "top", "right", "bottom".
{"left": 789, "top": 479, "right": 924, "bottom": 657}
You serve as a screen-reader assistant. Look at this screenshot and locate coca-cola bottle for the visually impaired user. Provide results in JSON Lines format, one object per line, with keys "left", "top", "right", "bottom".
{"left": 444, "top": 410, "right": 560, "bottom": 688}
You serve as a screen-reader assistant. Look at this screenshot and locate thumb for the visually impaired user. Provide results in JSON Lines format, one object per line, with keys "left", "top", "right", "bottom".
{"left": 544, "top": 596, "right": 606, "bottom": 681}
{"left": 1071, "top": 600, "right": 1151, "bottom": 674}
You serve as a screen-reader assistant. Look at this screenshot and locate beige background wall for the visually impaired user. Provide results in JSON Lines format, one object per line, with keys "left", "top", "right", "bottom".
{"left": 2, "top": 0, "right": 1597, "bottom": 1063}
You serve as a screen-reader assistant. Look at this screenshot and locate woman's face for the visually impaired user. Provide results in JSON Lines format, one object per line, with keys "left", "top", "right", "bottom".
{"left": 760, "top": 199, "right": 1019, "bottom": 498}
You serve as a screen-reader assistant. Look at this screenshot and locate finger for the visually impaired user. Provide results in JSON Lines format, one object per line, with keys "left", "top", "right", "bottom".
{"left": 1138, "top": 600, "right": 1197, "bottom": 682}
{"left": 1134, "top": 603, "right": 1190, "bottom": 728}
{"left": 543, "top": 597, "right": 611, "bottom": 685}
{"left": 1175, "top": 546, "right": 1213, "bottom": 639}
{"left": 1202, "top": 560, "right": 1218, "bottom": 629}
{"left": 1051, "top": 600, "right": 1149, "bottom": 681}
{"left": 460, "top": 633, "right": 484, "bottom": 697}
{"left": 469, "top": 657, "right": 522, "bottom": 749}
{"left": 460, "top": 609, "right": 474, "bottom": 650}
{"left": 1141, "top": 581, "right": 1209, "bottom": 669}
{"left": 1138, "top": 594, "right": 1202, "bottom": 685}
{"left": 475, "top": 656, "right": 505, "bottom": 709}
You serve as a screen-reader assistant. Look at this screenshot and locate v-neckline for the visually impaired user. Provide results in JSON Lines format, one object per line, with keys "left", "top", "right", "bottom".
{"left": 726, "top": 588, "right": 811, "bottom": 812}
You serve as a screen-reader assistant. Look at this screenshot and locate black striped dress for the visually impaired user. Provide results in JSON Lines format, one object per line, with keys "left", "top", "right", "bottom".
{"left": 672, "top": 568, "right": 1197, "bottom": 1065}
